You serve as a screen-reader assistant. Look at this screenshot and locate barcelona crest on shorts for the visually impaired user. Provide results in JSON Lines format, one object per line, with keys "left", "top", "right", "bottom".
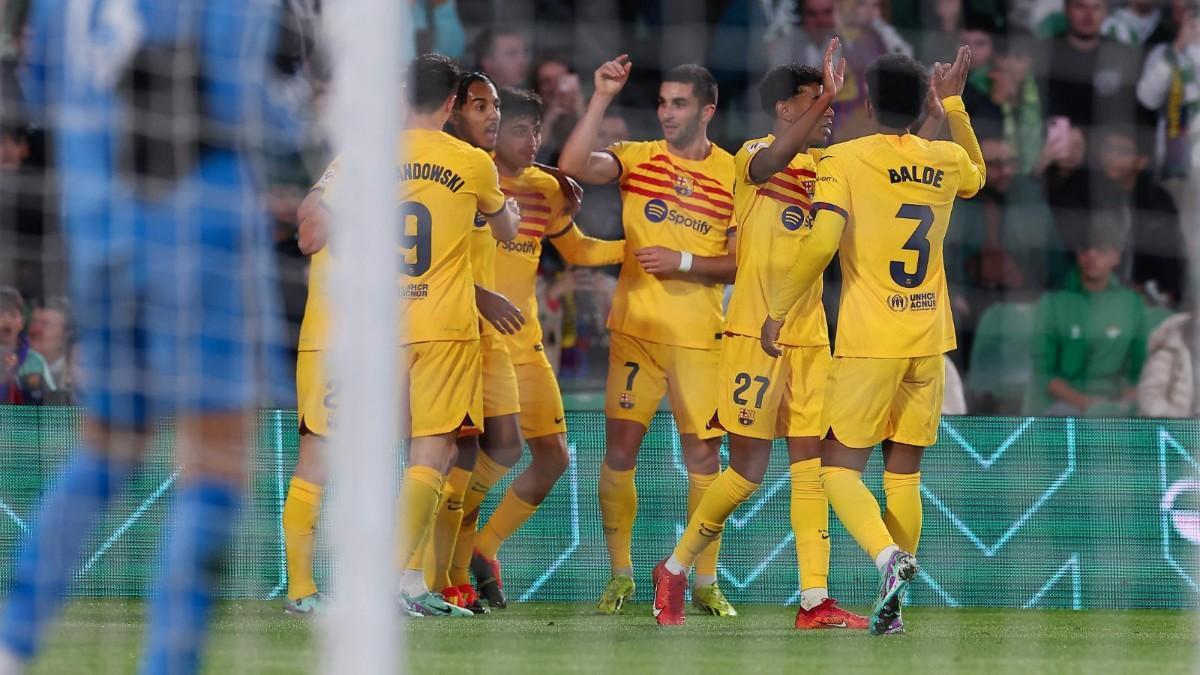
{"left": 738, "top": 408, "right": 755, "bottom": 427}
{"left": 619, "top": 392, "right": 635, "bottom": 410}
{"left": 673, "top": 174, "right": 694, "bottom": 197}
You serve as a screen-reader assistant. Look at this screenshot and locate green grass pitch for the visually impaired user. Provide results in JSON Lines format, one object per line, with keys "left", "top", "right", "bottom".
{"left": 26, "top": 601, "right": 1198, "bottom": 674}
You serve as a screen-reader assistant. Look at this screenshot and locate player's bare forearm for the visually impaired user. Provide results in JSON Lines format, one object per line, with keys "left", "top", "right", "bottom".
{"left": 297, "top": 191, "right": 329, "bottom": 255}
{"left": 687, "top": 252, "right": 737, "bottom": 284}
{"left": 749, "top": 91, "right": 835, "bottom": 184}
{"left": 558, "top": 96, "right": 620, "bottom": 183}
{"left": 487, "top": 199, "right": 521, "bottom": 242}
{"left": 916, "top": 113, "right": 944, "bottom": 141}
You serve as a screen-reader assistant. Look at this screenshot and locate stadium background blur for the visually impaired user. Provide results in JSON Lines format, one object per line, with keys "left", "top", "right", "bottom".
{"left": 0, "top": 2, "right": 1196, "bottom": 672}
{"left": 1, "top": 0, "right": 1194, "bottom": 419}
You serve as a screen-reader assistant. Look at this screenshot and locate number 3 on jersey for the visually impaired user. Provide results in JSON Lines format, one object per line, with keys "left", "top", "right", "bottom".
{"left": 400, "top": 201, "right": 432, "bottom": 276}
{"left": 890, "top": 203, "right": 934, "bottom": 288}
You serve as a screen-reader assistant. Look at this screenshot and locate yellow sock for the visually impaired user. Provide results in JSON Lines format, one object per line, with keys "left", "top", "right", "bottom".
{"left": 790, "top": 458, "right": 829, "bottom": 591}
{"left": 883, "top": 471, "right": 922, "bottom": 554}
{"left": 282, "top": 477, "right": 323, "bottom": 601}
{"left": 475, "top": 488, "right": 537, "bottom": 560}
{"left": 672, "top": 468, "right": 759, "bottom": 569}
{"left": 449, "top": 515, "right": 476, "bottom": 587}
{"left": 687, "top": 471, "right": 720, "bottom": 581}
{"left": 422, "top": 466, "right": 471, "bottom": 590}
{"left": 598, "top": 463, "right": 637, "bottom": 574}
{"left": 395, "top": 465, "right": 444, "bottom": 570}
{"left": 448, "top": 451, "right": 510, "bottom": 583}
{"left": 821, "top": 466, "right": 894, "bottom": 559}
{"left": 463, "top": 451, "right": 511, "bottom": 516}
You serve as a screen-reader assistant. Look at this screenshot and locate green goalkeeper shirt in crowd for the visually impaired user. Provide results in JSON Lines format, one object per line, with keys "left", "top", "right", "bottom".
{"left": 1030, "top": 269, "right": 1148, "bottom": 414}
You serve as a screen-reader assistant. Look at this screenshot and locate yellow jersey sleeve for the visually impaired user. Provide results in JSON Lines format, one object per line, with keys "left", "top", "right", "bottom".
{"left": 549, "top": 222, "right": 625, "bottom": 265}
{"left": 941, "top": 95, "right": 986, "bottom": 198}
{"left": 465, "top": 146, "right": 507, "bottom": 216}
{"left": 606, "top": 140, "right": 735, "bottom": 349}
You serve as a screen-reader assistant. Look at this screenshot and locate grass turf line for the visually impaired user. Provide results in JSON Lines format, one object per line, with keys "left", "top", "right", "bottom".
{"left": 25, "top": 600, "right": 1198, "bottom": 674}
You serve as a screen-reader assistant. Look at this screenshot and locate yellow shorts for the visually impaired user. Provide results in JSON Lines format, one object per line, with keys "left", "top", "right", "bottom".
{"left": 513, "top": 346, "right": 567, "bottom": 440}
{"left": 822, "top": 355, "right": 945, "bottom": 449}
{"left": 405, "top": 339, "right": 483, "bottom": 439}
{"left": 604, "top": 331, "right": 721, "bottom": 439}
{"left": 298, "top": 341, "right": 484, "bottom": 439}
{"left": 296, "top": 350, "right": 335, "bottom": 437}
{"left": 713, "top": 335, "right": 831, "bottom": 441}
{"left": 481, "top": 332, "right": 520, "bottom": 419}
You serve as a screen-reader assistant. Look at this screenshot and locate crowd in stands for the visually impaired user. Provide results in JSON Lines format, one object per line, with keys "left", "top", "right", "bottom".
{"left": 0, "top": 0, "right": 1197, "bottom": 418}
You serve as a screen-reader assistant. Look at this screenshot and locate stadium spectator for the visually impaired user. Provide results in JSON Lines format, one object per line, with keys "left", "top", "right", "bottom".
{"left": 1093, "top": 125, "right": 1185, "bottom": 305}
{"left": 766, "top": 0, "right": 838, "bottom": 69}
{"left": 963, "top": 30, "right": 1047, "bottom": 174}
{"left": 1135, "top": 0, "right": 1200, "bottom": 187}
{"left": 1045, "top": 0, "right": 1146, "bottom": 135}
{"left": 1136, "top": 311, "right": 1195, "bottom": 417}
{"left": 0, "top": 123, "right": 48, "bottom": 300}
{"left": 476, "top": 26, "right": 531, "bottom": 88}
{"left": 27, "top": 296, "right": 71, "bottom": 399}
{"left": 913, "top": 0, "right": 965, "bottom": 64}
{"left": 0, "top": 285, "right": 55, "bottom": 404}
{"left": 534, "top": 54, "right": 584, "bottom": 163}
{"left": 1103, "top": 0, "right": 1168, "bottom": 45}
{"left": 1030, "top": 219, "right": 1148, "bottom": 416}
{"left": 947, "top": 133, "right": 1071, "bottom": 329}
{"left": 412, "top": 0, "right": 467, "bottom": 60}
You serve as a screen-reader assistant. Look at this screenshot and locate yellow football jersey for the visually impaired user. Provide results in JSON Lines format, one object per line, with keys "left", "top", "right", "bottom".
{"left": 493, "top": 165, "right": 624, "bottom": 360}
{"left": 726, "top": 135, "right": 828, "bottom": 347}
{"left": 811, "top": 129, "right": 983, "bottom": 358}
{"left": 298, "top": 128, "right": 506, "bottom": 349}
{"left": 605, "top": 140, "right": 735, "bottom": 349}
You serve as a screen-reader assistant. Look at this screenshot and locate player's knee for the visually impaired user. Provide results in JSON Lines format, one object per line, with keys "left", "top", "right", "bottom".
{"left": 531, "top": 436, "right": 569, "bottom": 479}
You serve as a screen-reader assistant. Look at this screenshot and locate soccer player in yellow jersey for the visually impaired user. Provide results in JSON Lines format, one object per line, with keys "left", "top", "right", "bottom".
{"left": 761, "top": 47, "right": 985, "bottom": 635}
{"left": 448, "top": 86, "right": 628, "bottom": 603}
{"left": 653, "top": 39, "right": 865, "bottom": 629}
{"left": 409, "top": 70, "right": 528, "bottom": 613}
{"left": 283, "top": 54, "right": 521, "bottom": 619}
{"left": 559, "top": 57, "right": 739, "bottom": 615}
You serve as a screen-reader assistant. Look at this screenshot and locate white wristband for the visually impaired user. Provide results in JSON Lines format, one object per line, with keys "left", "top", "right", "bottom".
{"left": 678, "top": 251, "right": 694, "bottom": 273}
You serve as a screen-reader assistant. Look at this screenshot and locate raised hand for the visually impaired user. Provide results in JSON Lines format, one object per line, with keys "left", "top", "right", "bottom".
{"left": 926, "top": 63, "right": 948, "bottom": 120}
{"left": 823, "top": 37, "right": 847, "bottom": 98}
{"left": 933, "top": 45, "right": 972, "bottom": 99}
{"left": 594, "top": 54, "right": 632, "bottom": 99}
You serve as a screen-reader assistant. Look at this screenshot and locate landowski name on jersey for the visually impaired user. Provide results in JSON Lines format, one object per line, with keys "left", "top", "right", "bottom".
{"left": 398, "top": 161, "right": 467, "bottom": 192}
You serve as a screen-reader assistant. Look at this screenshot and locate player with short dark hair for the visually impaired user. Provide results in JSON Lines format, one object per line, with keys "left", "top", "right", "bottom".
{"left": 653, "top": 40, "right": 865, "bottom": 629}
{"left": 285, "top": 53, "right": 521, "bottom": 620}
{"left": 450, "top": 86, "right": 626, "bottom": 606}
{"left": 559, "top": 57, "right": 738, "bottom": 617}
{"left": 760, "top": 47, "right": 986, "bottom": 636}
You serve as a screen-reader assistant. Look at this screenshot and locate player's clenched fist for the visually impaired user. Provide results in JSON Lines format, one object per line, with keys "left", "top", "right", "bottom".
{"left": 594, "top": 54, "right": 632, "bottom": 99}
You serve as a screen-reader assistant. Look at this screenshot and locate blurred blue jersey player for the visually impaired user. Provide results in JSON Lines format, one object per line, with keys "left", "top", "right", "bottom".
{"left": 0, "top": 0, "right": 303, "bottom": 673}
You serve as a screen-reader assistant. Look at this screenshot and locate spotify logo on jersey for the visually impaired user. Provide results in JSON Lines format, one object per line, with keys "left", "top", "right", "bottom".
{"left": 781, "top": 205, "right": 808, "bottom": 231}
{"left": 644, "top": 199, "right": 669, "bottom": 223}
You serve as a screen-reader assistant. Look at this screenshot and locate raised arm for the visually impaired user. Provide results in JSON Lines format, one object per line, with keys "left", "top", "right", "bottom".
{"left": 934, "top": 45, "right": 986, "bottom": 193}
{"left": 748, "top": 38, "right": 844, "bottom": 184}
{"left": 557, "top": 55, "right": 632, "bottom": 184}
